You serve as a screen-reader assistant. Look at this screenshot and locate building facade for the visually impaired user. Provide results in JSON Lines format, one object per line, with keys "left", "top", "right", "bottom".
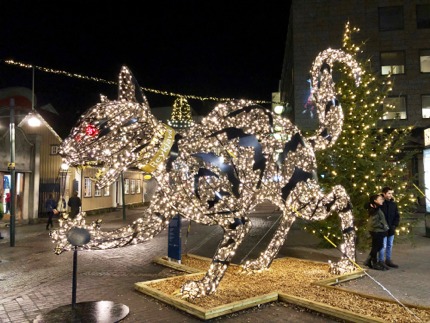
{"left": 281, "top": 0, "right": 430, "bottom": 191}
{"left": 0, "top": 87, "right": 146, "bottom": 224}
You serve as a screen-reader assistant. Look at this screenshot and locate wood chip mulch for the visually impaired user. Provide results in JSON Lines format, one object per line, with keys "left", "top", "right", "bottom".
{"left": 146, "top": 255, "right": 430, "bottom": 323}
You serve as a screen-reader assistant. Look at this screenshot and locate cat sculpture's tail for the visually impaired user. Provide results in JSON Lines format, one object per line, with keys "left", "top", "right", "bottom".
{"left": 307, "top": 49, "right": 362, "bottom": 151}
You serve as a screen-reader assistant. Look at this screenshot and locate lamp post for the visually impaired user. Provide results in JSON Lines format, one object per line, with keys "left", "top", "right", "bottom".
{"left": 9, "top": 98, "right": 16, "bottom": 247}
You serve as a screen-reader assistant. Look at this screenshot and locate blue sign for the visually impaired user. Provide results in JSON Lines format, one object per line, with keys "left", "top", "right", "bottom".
{"left": 168, "top": 215, "right": 181, "bottom": 261}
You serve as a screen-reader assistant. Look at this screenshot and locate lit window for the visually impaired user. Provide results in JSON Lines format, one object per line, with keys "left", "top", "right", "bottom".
{"left": 422, "top": 95, "right": 430, "bottom": 118}
{"left": 136, "top": 180, "right": 141, "bottom": 194}
{"left": 417, "top": 4, "right": 430, "bottom": 29}
{"left": 382, "top": 96, "right": 407, "bottom": 120}
{"left": 94, "top": 187, "right": 102, "bottom": 197}
{"left": 104, "top": 185, "right": 110, "bottom": 196}
{"left": 131, "top": 179, "right": 136, "bottom": 195}
{"left": 124, "top": 179, "right": 129, "bottom": 194}
{"left": 50, "top": 145, "right": 60, "bottom": 155}
{"left": 420, "top": 49, "right": 430, "bottom": 73}
{"left": 379, "top": 6, "right": 404, "bottom": 31}
{"left": 84, "top": 177, "right": 92, "bottom": 197}
{"left": 381, "top": 51, "right": 405, "bottom": 75}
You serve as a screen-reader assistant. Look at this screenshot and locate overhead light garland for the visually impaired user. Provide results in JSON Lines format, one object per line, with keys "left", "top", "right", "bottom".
{"left": 1, "top": 59, "right": 285, "bottom": 106}
{"left": 52, "top": 48, "right": 361, "bottom": 299}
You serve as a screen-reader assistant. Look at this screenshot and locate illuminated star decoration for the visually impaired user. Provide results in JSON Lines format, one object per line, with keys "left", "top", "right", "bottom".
{"left": 52, "top": 48, "right": 361, "bottom": 299}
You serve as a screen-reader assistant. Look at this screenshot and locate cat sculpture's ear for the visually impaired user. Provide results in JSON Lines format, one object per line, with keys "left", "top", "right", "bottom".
{"left": 118, "top": 66, "right": 136, "bottom": 102}
{"left": 118, "top": 65, "right": 148, "bottom": 105}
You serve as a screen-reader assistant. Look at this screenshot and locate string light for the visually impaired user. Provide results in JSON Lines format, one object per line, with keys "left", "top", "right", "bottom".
{"left": 2, "top": 59, "right": 284, "bottom": 106}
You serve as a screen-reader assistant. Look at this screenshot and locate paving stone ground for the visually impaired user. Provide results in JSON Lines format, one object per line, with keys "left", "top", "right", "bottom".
{"left": 1, "top": 205, "right": 429, "bottom": 322}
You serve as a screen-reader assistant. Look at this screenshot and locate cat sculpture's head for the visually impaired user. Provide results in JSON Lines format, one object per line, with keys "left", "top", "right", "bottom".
{"left": 60, "top": 66, "right": 159, "bottom": 188}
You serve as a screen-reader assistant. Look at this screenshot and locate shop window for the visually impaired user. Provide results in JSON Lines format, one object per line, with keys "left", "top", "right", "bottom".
{"left": 420, "top": 49, "right": 430, "bottom": 73}
{"left": 378, "top": 6, "right": 404, "bottom": 31}
{"left": 422, "top": 95, "right": 430, "bottom": 118}
{"left": 417, "top": 4, "right": 430, "bottom": 29}
{"left": 381, "top": 51, "right": 405, "bottom": 75}
{"left": 382, "top": 96, "right": 407, "bottom": 120}
{"left": 84, "top": 177, "right": 92, "bottom": 197}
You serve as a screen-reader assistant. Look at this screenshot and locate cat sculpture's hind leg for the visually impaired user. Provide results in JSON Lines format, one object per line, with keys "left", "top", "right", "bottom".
{"left": 180, "top": 215, "right": 252, "bottom": 299}
{"left": 241, "top": 179, "right": 356, "bottom": 274}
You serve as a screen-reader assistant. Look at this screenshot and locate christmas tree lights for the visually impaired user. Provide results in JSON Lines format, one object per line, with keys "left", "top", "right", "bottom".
{"left": 313, "top": 22, "right": 417, "bottom": 246}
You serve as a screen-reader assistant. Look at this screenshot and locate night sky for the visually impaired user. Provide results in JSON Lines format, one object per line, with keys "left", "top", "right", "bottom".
{"left": 0, "top": 1, "right": 291, "bottom": 132}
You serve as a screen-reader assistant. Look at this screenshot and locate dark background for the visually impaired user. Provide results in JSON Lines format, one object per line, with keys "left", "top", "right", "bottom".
{"left": 0, "top": 1, "right": 291, "bottom": 133}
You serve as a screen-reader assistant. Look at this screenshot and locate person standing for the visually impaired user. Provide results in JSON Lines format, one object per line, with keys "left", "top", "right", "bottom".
{"left": 68, "top": 191, "right": 82, "bottom": 219}
{"left": 378, "top": 186, "right": 400, "bottom": 268}
{"left": 364, "top": 194, "right": 389, "bottom": 271}
{"left": 45, "top": 194, "right": 57, "bottom": 230}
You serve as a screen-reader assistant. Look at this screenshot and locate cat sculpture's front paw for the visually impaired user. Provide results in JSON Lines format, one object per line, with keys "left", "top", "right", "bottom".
{"left": 241, "top": 258, "right": 268, "bottom": 273}
{"left": 180, "top": 279, "right": 212, "bottom": 300}
{"left": 329, "top": 258, "right": 356, "bottom": 275}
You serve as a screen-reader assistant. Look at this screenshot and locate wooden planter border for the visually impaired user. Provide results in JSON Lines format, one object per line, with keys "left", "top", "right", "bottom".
{"left": 135, "top": 254, "right": 429, "bottom": 321}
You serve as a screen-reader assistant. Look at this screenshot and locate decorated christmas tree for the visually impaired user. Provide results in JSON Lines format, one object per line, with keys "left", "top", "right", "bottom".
{"left": 167, "top": 96, "right": 195, "bottom": 129}
{"left": 310, "top": 22, "right": 418, "bottom": 249}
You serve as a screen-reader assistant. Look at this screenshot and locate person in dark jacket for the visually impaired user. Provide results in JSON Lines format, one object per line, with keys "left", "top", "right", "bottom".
{"left": 364, "top": 194, "right": 389, "bottom": 271}
{"left": 378, "top": 186, "right": 400, "bottom": 268}
{"left": 45, "top": 194, "right": 58, "bottom": 230}
{"left": 68, "top": 191, "right": 82, "bottom": 219}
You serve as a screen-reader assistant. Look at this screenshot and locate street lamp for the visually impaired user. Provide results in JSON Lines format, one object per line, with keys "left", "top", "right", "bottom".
{"left": 7, "top": 67, "right": 40, "bottom": 247}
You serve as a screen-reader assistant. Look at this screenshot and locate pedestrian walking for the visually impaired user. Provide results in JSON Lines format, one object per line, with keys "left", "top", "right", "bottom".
{"left": 364, "top": 194, "right": 389, "bottom": 271}
{"left": 378, "top": 186, "right": 400, "bottom": 268}
{"left": 45, "top": 194, "right": 58, "bottom": 230}
{"left": 68, "top": 191, "right": 81, "bottom": 219}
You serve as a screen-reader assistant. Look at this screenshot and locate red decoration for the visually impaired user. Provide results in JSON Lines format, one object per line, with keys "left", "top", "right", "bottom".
{"left": 85, "top": 124, "right": 99, "bottom": 137}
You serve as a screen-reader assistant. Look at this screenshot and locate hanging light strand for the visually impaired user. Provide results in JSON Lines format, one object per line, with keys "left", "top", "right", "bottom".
{"left": 2, "top": 59, "right": 285, "bottom": 105}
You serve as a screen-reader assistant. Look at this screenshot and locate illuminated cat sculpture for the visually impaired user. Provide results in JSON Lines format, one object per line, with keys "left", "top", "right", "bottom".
{"left": 53, "top": 48, "right": 361, "bottom": 299}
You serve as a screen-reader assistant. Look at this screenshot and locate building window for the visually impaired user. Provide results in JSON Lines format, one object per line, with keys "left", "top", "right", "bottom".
{"left": 422, "top": 95, "right": 430, "bottom": 118}
{"left": 130, "top": 179, "right": 136, "bottom": 194}
{"left": 378, "top": 6, "right": 404, "bottom": 31}
{"left": 104, "top": 185, "right": 110, "bottom": 196}
{"left": 50, "top": 145, "right": 60, "bottom": 155}
{"left": 420, "top": 49, "right": 430, "bottom": 73}
{"left": 136, "top": 179, "right": 141, "bottom": 194}
{"left": 94, "top": 187, "right": 102, "bottom": 197}
{"left": 84, "top": 177, "right": 92, "bottom": 197}
{"left": 417, "top": 4, "right": 430, "bottom": 29}
{"left": 124, "top": 179, "right": 130, "bottom": 194}
{"left": 380, "top": 51, "right": 405, "bottom": 75}
{"left": 382, "top": 96, "right": 407, "bottom": 120}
